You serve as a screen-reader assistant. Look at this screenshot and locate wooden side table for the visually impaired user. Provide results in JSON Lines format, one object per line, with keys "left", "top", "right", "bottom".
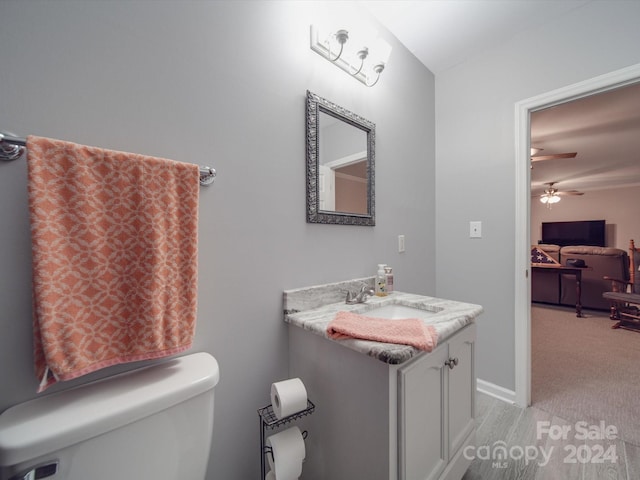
{"left": 532, "top": 264, "right": 589, "bottom": 317}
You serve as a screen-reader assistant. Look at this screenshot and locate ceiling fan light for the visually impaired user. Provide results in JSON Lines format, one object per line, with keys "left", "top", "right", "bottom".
{"left": 540, "top": 192, "right": 561, "bottom": 204}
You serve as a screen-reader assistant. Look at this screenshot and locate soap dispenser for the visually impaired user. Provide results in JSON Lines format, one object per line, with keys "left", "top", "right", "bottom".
{"left": 384, "top": 266, "right": 394, "bottom": 293}
{"left": 375, "top": 264, "right": 388, "bottom": 296}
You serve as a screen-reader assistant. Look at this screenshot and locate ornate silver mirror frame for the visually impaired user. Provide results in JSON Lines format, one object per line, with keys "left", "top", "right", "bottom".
{"left": 306, "top": 90, "right": 375, "bottom": 226}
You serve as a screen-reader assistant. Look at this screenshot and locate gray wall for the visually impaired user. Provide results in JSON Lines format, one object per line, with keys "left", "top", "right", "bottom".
{"left": 0, "top": 1, "right": 435, "bottom": 478}
{"left": 435, "top": 0, "right": 640, "bottom": 392}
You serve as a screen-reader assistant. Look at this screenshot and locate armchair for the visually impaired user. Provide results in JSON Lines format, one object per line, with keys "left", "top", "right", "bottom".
{"left": 603, "top": 239, "right": 640, "bottom": 330}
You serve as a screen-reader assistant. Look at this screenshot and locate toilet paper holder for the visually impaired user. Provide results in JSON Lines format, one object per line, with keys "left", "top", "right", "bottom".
{"left": 258, "top": 400, "right": 315, "bottom": 479}
{"left": 263, "top": 430, "right": 309, "bottom": 464}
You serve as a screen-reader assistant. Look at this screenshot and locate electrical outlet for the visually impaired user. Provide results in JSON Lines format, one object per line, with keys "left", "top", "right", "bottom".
{"left": 470, "top": 221, "right": 482, "bottom": 238}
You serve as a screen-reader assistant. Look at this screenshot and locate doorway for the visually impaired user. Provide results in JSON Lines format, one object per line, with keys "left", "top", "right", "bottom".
{"left": 514, "top": 63, "right": 640, "bottom": 408}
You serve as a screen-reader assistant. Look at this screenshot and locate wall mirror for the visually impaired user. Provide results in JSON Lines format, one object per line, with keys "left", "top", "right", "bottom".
{"left": 306, "top": 90, "right": 375, "bottom": 226}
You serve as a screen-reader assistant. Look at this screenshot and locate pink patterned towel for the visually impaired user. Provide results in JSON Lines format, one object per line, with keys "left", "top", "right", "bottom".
{"left": 27, "top": 136, "right": 200, "bottom": 392}
{"left": 327, "top": 311, "right": 438, "bottom": 352}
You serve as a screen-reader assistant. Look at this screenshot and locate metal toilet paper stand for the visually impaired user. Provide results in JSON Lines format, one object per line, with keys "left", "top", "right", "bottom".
{"left": 257, "top": 399, "right": 315, "bottom": 479}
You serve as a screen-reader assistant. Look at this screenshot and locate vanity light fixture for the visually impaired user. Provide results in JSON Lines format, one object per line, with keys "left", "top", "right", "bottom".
{"left": 310, "top": 24, "right": 391, "bottom": 87}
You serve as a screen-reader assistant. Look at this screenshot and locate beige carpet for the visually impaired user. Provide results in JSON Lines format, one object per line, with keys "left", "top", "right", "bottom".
{"left": 531, "top": 304, "right": 640, "bottom": 446}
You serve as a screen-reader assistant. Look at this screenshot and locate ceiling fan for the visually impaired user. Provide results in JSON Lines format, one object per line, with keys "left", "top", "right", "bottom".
{"left": 538, "top": 182, "right": 584, "bottom": 207}
{"left": 531, "top": 147, "right": 577, "bottom": 163}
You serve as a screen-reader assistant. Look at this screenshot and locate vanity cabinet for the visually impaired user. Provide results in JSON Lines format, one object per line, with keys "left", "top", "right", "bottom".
{"left": 288, "top": 322, "right": 476, "bottom": 480}
{"left": 398, "top": 323, "right": 476, "bottom": 480}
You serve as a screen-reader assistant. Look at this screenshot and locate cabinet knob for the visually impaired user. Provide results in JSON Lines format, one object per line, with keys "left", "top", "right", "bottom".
{"left": 445, "top": 357, "right": 459, "bottom": 369}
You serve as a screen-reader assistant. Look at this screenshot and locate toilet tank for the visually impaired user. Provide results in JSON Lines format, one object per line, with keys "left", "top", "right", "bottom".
{"left": 0, "top": 352, "right": 219, "bottom": 480}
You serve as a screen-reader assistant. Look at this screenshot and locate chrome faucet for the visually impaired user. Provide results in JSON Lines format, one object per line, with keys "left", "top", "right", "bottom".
{"left": 345, "top": 284, "right": 375, "bottom": 304}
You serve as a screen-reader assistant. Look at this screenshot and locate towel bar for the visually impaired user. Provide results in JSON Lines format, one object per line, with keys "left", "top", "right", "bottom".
{"left": 0, "top": 131, "right": 216, "bottom": 186}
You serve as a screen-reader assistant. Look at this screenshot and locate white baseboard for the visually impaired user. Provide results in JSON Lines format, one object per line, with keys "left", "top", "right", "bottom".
{"left": 477, "top": 378, "right": 516, "bottom": 405}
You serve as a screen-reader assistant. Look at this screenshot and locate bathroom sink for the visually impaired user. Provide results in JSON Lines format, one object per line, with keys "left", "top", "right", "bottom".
{"left": 364, "top": 304, "right": 441, "bottom": 320}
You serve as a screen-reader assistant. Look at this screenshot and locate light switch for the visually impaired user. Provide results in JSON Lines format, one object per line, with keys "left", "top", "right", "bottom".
{"left": 398, "top": 235, "right": 405, "bottom": 253}
{"left": 470, "top": 221, "right": 482, "bottom": 238}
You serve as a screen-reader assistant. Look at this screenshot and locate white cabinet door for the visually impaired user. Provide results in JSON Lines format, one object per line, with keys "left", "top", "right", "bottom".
{"left": 398, "top": 346, "right": 448, "bottom": 480}
{"left": 398, "top": 324, "right": 476, "bottom": 480}
{"left": 447, "top": 325, "right": 476, "bottom": 458}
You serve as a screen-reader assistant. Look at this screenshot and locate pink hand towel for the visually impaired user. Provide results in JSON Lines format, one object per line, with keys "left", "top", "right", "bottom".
{"left": 27, "top": 136, "right": 200, "bottom": 392}
{"left": 327, "top": 311, "right": 438, "bottom": 352}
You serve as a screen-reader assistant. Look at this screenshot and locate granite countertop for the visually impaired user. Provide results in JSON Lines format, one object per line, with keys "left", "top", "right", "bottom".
{"left": 283, "top": 278, "right": 483, "bottom": 365}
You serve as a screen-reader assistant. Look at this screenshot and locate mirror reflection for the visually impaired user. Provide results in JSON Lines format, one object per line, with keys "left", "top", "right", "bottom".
{"left": 306, "top": 91, "right": 375, "bottom": 226}
{"left": 318, "top": 111, "right": 368, "bottom": 214}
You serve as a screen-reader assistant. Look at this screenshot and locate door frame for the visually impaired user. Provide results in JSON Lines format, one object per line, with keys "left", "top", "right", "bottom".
{"left": 513, "top": 63, "right": 640, "bottom": 407}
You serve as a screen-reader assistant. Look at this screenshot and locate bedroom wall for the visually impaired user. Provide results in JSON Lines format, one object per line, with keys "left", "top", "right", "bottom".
{"left": 0, "top": 2, "right": 435, "bottom": 478}
{"left": 435, "top": 0, "right": 640, "bottom": 393}
{"left": 531, "top": 185, "right": 640, "bottom": 250}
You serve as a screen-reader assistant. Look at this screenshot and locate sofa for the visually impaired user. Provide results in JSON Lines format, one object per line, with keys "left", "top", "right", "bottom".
{"left": 532, "top": 244, "right": 629, "bottom": 311}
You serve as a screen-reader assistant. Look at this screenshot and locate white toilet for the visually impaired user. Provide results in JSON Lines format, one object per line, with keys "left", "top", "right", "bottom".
{"left": 0, "top": 352, "right": 219, "bottom": 480}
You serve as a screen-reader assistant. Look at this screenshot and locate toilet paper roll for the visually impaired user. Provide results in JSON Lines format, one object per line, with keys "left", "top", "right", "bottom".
{"left": 266, "top": 426, "right": 305, "bottom": 480}
{"left": 270, "top": 378, "right": 308, "bottom": 419}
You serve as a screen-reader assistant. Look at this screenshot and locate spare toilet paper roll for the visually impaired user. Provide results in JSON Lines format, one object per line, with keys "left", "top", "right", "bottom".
{"left": 271, "top": 378, "right": 308, "bottom": 419}
{"left": 266, "top": 426, "right": 306, "bottom": 480}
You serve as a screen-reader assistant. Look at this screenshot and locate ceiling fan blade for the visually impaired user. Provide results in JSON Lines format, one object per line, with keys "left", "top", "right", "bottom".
{"left": 531, "top": 152, "right": 578, "bottom": 162}
{"left": 557, "top": 190, "right": 584, "bottom": 196}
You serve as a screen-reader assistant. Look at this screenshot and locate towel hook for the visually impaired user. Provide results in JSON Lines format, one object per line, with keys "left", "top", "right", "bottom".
{"left": 199, "top": 166, "right": 216, "bottom": 186}
{"left": 0, "top": 132, "right": 26, "bottom": 161}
